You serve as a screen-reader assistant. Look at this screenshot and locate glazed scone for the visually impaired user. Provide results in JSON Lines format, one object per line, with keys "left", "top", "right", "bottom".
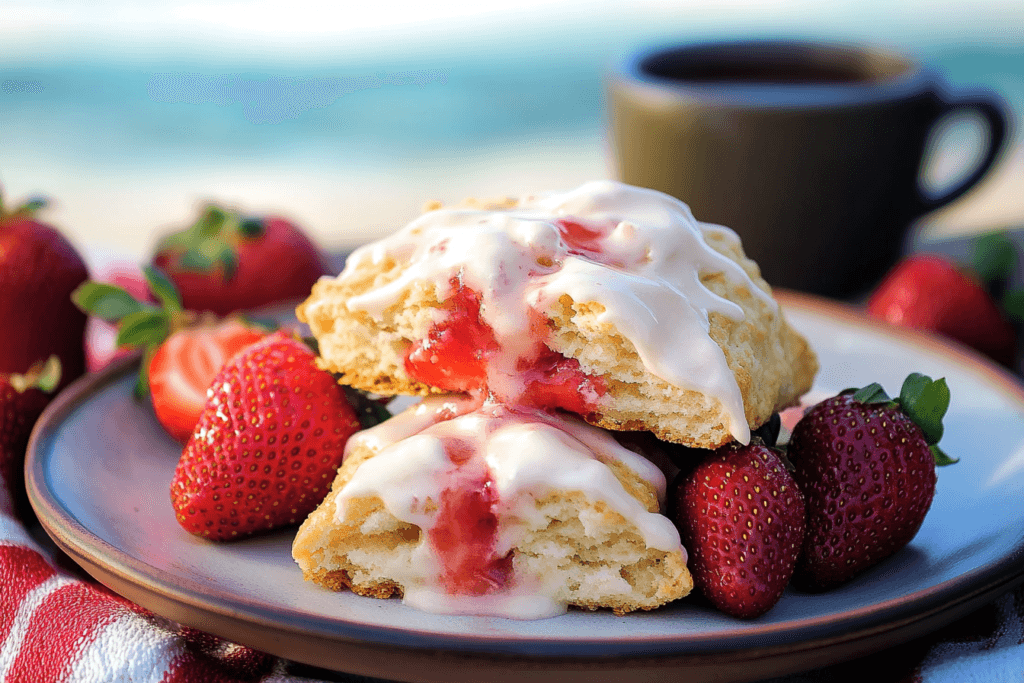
{"left": 298, "top": 180, "right": 817, "bottom": 448}
{"left": 292, "top": 396, "right": 693, "bottom": 618}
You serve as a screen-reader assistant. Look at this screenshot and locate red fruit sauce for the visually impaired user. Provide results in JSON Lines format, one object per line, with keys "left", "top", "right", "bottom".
{"left": 428, "top": 438, "right": 513, "bottom": 595}
{"left": 403, "top": 277, "right": 606, "bottom": 416}
{"left": 517, "top": 346, "right": 605, "bottom": 416}
{"left": 405, "top": 279, "right": 498, "bottom": 392}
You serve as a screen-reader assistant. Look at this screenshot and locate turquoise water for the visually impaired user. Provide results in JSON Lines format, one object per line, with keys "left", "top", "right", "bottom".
{"left": 2, "top": 32, "right": 1022, "bottom": 175}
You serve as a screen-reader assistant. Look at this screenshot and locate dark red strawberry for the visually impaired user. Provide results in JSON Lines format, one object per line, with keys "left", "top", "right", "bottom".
{"left": 669, "top": 440, "right": 805, "bottom": 618}
{"left": 1, "top": 357, "right": 61, "bottom": 519}
{"left": 787, "top": 374, "right": 954, "bottom": 591}
{"left": 73, "top": 267, "right": 267, "bottom": 442}
{"left": 151, "top": 204, "right": 329, "bottom": 316}
{"left": 170, "top": 332, "right": 362, "bottom": 541}
{"left": 0, "top": 191, "right": 89, "bottom": 389}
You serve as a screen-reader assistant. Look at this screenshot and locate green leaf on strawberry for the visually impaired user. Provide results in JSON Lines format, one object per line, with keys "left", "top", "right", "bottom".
{"left": 115, "top": 309, "right": 171, "bottom": 349}
{"left": 71, "top": 283, "right": 149, "bottom": 322}
{"left": 845, "top": 374, "right": 955, "bottom": 466}
{"left": 7, "top": 355, "right": 62, "bottom": 394}
{"left": 973, "top": 229, "right": 1024, "bottom": 326}
{"left": 143, "top": 264, "right": 183, "bottom": 314}
{"left": 157, "top": 205, "right": 241, "bottom": 279}
{"left": 898, "top": 373, "right": 950, "bottom": 446}
{"left": 972, "top": 230, "right": 1017, "bottom": 286}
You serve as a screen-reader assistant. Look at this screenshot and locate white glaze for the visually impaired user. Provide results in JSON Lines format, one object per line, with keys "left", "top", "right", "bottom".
{"left": 334, "top": 399, "right": 684, "bottom": 619}
{"left": 335, "top": 180, "right": 769, "bottom": 443}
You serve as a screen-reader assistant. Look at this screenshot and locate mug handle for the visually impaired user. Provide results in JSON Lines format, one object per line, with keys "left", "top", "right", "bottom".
{"left": 916, "top": 89, "right": 1010, "bottom": 214}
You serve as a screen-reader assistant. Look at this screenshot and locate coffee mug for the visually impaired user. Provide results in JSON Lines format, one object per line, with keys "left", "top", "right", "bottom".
{"left": 607, "top": 39, "right": 1011, "bottom": 298}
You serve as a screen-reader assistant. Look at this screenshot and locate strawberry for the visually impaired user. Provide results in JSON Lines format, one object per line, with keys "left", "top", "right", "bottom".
{"left": 787, "top": 374, "right": 954, "bottom": 591}
{"left": 73, "top": 267, "right": 267, "bottom": 443}
{"left": 151, "top": 204, "right": 329, "bottom": 316}
{"left": 1, "top": 357, "right": 61, "bottom": 518}
{"left": 669, "top": 440, "right": 805, "bottom": 619}
{"left": 867, "top": 250, "right": 1020, "bottom": 367}
{"left": 0, "top": 191, "right": 89, "bottom": 389}
{"left": 170, "top": 332, "right": 361, "bottom": 540}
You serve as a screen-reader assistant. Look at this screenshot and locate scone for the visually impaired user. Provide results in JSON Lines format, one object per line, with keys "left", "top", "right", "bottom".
{"left": 292, "top": 396, "right": 693, "bottom": 618}
{"left": 298, "top": 180, "right": 817, "bottom": 449}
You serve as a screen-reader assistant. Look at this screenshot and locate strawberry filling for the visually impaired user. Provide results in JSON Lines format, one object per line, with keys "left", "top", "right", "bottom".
{"left": 404, "top": 280, "right": 498, "bottom": 393}
{"left": 428, "top": 438, "right": 512, "bottom": 595}
{"left": 517, "top": 347, "right": 605, "bottom": 416}
{"left": 403, "top": 275, "right": 607, "bottom": 416}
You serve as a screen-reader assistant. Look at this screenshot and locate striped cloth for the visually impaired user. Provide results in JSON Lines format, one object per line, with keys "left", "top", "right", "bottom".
{"left": 0, "top": 506, "right": 348, "bottom": 683}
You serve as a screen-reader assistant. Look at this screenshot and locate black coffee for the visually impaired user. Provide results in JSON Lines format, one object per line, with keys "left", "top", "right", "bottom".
{"left": 639, "top": 44, "right": 894, "bottom": 85}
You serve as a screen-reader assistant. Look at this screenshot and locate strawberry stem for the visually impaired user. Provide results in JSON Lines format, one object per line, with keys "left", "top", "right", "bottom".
{"left": 0, "top": 187, "right": 48, "bottom": 220}
{"left": 7, "top": 356, "right": 62, "bottom": 393}
{"left": 156, "top": 204, "right": 242, "bottom": 279}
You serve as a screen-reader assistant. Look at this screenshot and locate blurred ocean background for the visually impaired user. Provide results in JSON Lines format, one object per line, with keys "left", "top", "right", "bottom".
{"left": 2, "top": 0, "right": 1023, "bottom": 263}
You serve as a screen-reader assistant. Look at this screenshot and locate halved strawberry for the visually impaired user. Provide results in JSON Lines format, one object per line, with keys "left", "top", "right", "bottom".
{"left": 147, "top": 319, "right": 266, "bottom": 442}
{"left": 73, "top": 267, "right": 267, "bottom": 442}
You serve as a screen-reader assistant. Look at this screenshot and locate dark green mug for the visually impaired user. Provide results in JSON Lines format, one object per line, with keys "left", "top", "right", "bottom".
{"left": 607, "top": 40, "right": 1011, "bottom": 298}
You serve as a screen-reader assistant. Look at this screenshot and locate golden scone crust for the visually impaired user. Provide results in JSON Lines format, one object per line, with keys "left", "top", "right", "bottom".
{"left": 292, "top": 434, "right": 693, "bottom": 615}
{"left": 297, "top": 192, "right": 817, "bottom": 449}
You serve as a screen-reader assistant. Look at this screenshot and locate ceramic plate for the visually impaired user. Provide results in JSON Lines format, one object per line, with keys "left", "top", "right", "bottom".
{"left": 26, "top": 292, "right": 1024, "bottom": 683}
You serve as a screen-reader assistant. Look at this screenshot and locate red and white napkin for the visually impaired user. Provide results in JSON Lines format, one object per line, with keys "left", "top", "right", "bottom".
{"left": 0, "top": 506, "right": 347, "bottom": 682}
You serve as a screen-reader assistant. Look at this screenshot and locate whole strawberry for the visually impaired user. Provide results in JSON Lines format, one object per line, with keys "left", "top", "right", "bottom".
{"left": 787, "top": 374, "right": 954, "bottom": 591}
{"left": 170, "top": 332, "right": 361, "bottom": 540}
{"left": 867, "top": 253, "right": 1018, "bottom": 366}
{"left": 0, "top": 191, "right": 89, "bottom": 389}
{"left": 669, "top": 441, "right": 805, "bottom": 619}
{"left": 152, "top": 204, "right": 329, "bottom": 316}
{"left": 1, "top": 357, "right": 61, "bottom": 519}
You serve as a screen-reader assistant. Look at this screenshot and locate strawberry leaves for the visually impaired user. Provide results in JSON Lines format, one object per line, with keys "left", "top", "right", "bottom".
{"left": 70, "top": 282, "right": 145, "bottom": 322}
{"left": 973, "top": 230, "right": 1024, "bottom": 324}
{"left": 155, "top": 204, "right": 243, "bottom": 279}
{"left": 73, "top": 265, "right": 191, "bottom": 397}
